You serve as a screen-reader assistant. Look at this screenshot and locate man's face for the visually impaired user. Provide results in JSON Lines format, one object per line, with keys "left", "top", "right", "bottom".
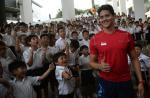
{"left": 30, "top": 27, "right": 35, "bottom": 33}
{"left": 99, "top": 10, "right": 115, "bottom": 29}
{"left": 72, "top": 33, "right": 78, "bottom": 40}
{"left": 135, "top": 47, "right": 141, "bottom": 56}
{"left": 59, "top": 29, "right": 66, "bottom": 38}
{"left": 20, "top": 26, "right": 26, "bottom": 32}
{"left": 57, "top": 55, "right": 67, "bottom": 66}
{"left": 34, "top": 27, "right": 40, "bottom": 33}
{"left": 40, "top": 36, "right": 49, "bottom": 46}
{"left": 13, "top": 66, "right": 27, "bottom": 79}
{"left": 83, "top": 32, "right": 89, "bottom": 40}
{"left": 30, "top": 37, "right": 38, "bottom": 46}
{"left": 5, "top": 27, "right": 11, "bottom": 33}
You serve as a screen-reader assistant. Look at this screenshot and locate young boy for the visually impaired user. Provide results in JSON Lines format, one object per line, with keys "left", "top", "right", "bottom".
{"left": 53, "top": 52, "right": 75, "bottom": 98}
{"left": 23, "top": 34, "right": 43, "bottom": 98}
{"left": 71, "top": 31, "right": 79, "bottom": 41}
{"left": 55, "top": 27, "right": 70, "bottom": 52}
{"left": 8, "top": 60, "right": 55, "bottom": 98}
{"left": 0, "top": 62, "right": 13, "bottom": 98}
{"left": 79, "top": 30, "right": 90, "bottom": 47}
{"left": 66, "top": 40, "right": 82, "bottom": 98}
{"left": 78, "top": 45, "right": 96, "bottom": 98}
{"left": 0, "top": 41, "right": 16, "bottom": 80}
{"left": 134, "top": 44, "right": 150, "bottom": 90}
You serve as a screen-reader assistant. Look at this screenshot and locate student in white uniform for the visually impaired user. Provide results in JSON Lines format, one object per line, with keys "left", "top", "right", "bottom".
{"left": 8, "top": 60, "right": 54, "bottom": 98}
{"left": 0, "top": 41, "right": 16, "bottom": 80}
{"left": 23, "top": 35, "right": 44, "bottom": 98}
{"left": 0, "top": 61, "right": 13, "bottom": 98}
{"left": 79, "top": 30, "right": 90, "bottom": 47}
{"left": 134, "top": 44, "right": 150, "bottom": 90}
{"left": 78, "top": 45, "right": 96, "bottom": 98}
{"left": 17, "top": 22, "right": 28, "bottom": 36}
{"left": 55, "top": 27, "right": 70, "bottom": 52}
{"left": 37, "top": 34, "right": 58, "bottom": 98}
{"left": 66, "top": 40, "right": 82, "bottom": 98}
{"left": 53, "top": 52, "right": 75, "bottom": 98}
{"left": 2, "top": 24, "right": 16, "bottom": 48}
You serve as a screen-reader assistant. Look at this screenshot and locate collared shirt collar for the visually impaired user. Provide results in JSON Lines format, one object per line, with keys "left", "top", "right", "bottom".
{"left": 13, "top": 77, "right": 26, "bottom": 83}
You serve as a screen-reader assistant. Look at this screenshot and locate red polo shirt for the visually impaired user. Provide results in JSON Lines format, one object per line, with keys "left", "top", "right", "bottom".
{"left": 90, "top": 29, "right": 134, "bottom": 82}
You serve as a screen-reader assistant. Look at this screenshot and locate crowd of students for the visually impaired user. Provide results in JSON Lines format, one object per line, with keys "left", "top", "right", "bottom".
{"left": 0, "top": 4, "right": 150, "bottom": 98}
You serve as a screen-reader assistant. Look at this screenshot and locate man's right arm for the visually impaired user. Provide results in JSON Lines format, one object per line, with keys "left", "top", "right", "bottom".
{"left": 90, "top": 54, "right": 100, "bottom": 70}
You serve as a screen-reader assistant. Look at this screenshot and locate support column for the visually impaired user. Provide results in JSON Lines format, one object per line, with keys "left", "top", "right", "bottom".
{"left": 119, "top": 0, "right": 127, "bottom": 15}
{"left": 133, "top": 0, "right": 145, "bottom": 21}
{"left": 20, "top": 0, "right": 33, "bottom": 24}
{"left": 0, "top": 0, "right": 6, "bottom": 24}
{"left": 61, "top": 0, "right": 75, "bottom": 21}
{"left": 112, "top": 0, "right": 119, "bottom": 14}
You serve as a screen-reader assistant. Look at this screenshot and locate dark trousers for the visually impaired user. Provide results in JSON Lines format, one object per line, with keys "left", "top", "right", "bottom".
{"left": 135, "top": 32, "right": 142, "bottom": 41}
{"left": 97, "top": 78, "right": 136, "bottom": 98}
{"left": 59, "top": 92, "right": 74, "bottom": 98}
{"left": 142, "top": 71, "right": 149, "bottom": 90}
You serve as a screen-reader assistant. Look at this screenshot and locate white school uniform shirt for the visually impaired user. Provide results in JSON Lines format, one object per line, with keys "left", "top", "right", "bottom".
{"left": 55, "top": 37, "right": 70, "bottom": 51}
{"left": 0, "top": 48, "right": 16, "bottom": 80}
{"left": 79, "top": 39, "right": 89, "bottom": 47}
{"left": 33, "top": 46, "right": 59, "bottom": 67}
{"left": 23, "top": 47, "right": 42, "bottom": 70}
{"left": 78, "top": 55, "right": 91, "bottom": 70}
{"left": 0, "top": 84, "right": 7, "bottom": 98}
{"left": 2, "top": 34, "right": 15, "bottom": 46}
{"left": 55, "top": 66, "right": 75, "bottom": 95}
{"left": 48, "top": 46, "right": 60, "bottom": 55}
{"left": 134, "top": 26, "right": 142, "bottom": 33}
{"left": 119, "top": 26, "right": 128, "bottom": 32}
{"left": 17, "top": 31, "right": 28, "bottom": 36}
{"left": 78, "top": 32, "right": 83, "bottom": 40}
{"left": 138, "top": 53, "right": 150, "bottom": 71}
{"left": 10, "top": 76, "right": 40, "bottom": 98}
{"left": 127, "top": 26, "right": 135, "bottom": 35}
{"left": 68, "top": 49, "right": 79, "bottom": 66}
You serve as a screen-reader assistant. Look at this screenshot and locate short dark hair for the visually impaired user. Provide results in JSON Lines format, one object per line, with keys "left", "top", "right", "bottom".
{"left": 71, "top": 31, "right": 78, "bottom": 36}
{"left": 97, "top": 4, "right": 115, "bottom": 16}
{"left": 28, "top": 35, "right": 38, "bottom": 41}
{"left": 135, "top": 43, "right": 142, "bottom": 49}
{"left": 40, "top": 33, "right": 49, "bottom": 39}
{"left": 19, "top": 22, "right": 27, "bottom": 27}
{"left": 57, "top": 27, "right": 65, "bottom": 33}
{"left": 82, "top": 30, "right": 89, "bottom": 35}
{"left": 89, "top": 33, "right": 95, "bottom": 39}
{"left": 25, "top": 35, "right": 37, "bottom": 46}
{"left": 0, "top": 34, "right": 3, "bottom": 40}
{"left": 70, "top": 40, "right": 79, "bottom": 50}
{"left": 80, "top": 45, "right": 88, "bottom": 51}
{"left": 53, "top": 52, "right": 66, "bottom": 63}
{"left": 0, "top": 40, "right": 6, "bottom": 47}
{"left": 29, "top": 25, "right": 34, "bottom": 29}
{"left": 8, "top": 60, "right": 26, "bottom": 73}
{"left": 4, "top": 24, "right": 11, "bottom": 29}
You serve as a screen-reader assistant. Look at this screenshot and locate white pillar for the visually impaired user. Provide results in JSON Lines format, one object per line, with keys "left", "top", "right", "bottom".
{"left": 61, "top": 0, "right": 75, "bottom": 21}
{"left": 20, "top": 0, "right": 33, "bottom": 24}
{"left": 133, "top": 0, "right": 145, "bottom": 21}
{"left": 112, "top": 0, "right": 119, "bottom": 14}
{"left": 119, "top": 0, "right": 127, "bottom": 15}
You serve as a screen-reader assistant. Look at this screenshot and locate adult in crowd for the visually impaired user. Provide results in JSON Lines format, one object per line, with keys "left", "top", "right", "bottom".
{"left": 90, "top": 4, "right": 144, "bottom": 98}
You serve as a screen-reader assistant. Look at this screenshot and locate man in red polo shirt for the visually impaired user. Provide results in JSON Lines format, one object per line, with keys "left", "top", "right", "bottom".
{"left": 90, "top": 4, "right": 144, "bottom": 98}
